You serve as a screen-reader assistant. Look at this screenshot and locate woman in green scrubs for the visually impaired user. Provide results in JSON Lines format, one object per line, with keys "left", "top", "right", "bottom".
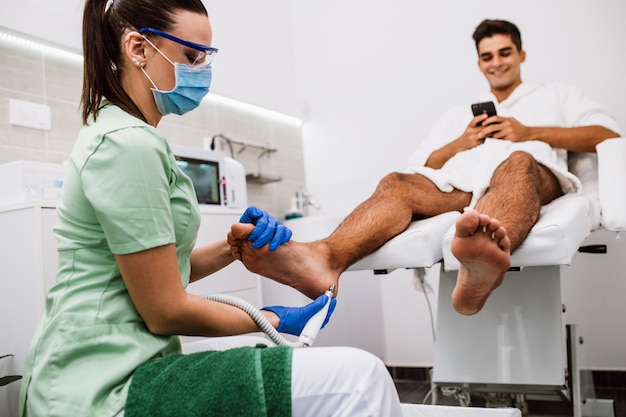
{"left": 18, "top": 0, "right": 403, "bottom": 416}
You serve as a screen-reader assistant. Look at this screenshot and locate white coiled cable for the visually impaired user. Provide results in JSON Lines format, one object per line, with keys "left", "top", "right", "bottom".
{"left": 202, "top": 292, "right": 333, "bottom": 348}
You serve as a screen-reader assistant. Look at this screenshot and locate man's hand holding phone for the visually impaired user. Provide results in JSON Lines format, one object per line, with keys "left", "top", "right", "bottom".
{"left": 471, "top": 101, "right": 530, "bottom": 142}
{"left": 427, "top": 102, "right": 498, "bottom": 168}
{"left": 471, "top": 101, "right": 497, "bottom": 127}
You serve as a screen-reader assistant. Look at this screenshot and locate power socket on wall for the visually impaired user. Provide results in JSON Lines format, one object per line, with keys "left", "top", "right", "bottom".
{"left": 9, "top": 99, "right": 51, "bottom": 131}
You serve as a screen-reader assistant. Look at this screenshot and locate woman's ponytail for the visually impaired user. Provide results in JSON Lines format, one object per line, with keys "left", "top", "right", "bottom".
{"left": 80, "top": 0, "right": 144, "bottom": 124}
{"left": 79, "top": 0, "right": 208, "bottom": 124}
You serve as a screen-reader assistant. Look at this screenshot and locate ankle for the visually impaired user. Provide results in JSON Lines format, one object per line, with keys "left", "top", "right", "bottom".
{"left": 314, "top": 240, "right": 349, "bottom": 275}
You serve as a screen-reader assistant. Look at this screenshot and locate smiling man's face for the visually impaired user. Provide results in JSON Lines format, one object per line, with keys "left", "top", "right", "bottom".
{"left": 477, "top": 34, "right": 526, "bottom": 101}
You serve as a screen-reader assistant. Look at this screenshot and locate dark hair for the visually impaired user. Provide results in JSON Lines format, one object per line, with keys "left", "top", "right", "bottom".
{"left": 472, "top": 19, "right": 522, "bottom": 54}
{"left": 80, "top": 0, "right": 207, "bottom": 124}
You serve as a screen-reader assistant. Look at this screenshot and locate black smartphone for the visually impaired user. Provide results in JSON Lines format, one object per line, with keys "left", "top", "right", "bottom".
{"left": 471, "top": 101, "right": 497, "bottom": 118}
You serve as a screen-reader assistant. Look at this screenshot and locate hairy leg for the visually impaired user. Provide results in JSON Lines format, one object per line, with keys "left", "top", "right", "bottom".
{"left": 230, "top": 172, "right": 471, "bottom": 299}
{"left": 451, "top": 151, "right": 564, "bottom": 314}
{"left": 325, "top": 172, "right": 472, "bottom": 271}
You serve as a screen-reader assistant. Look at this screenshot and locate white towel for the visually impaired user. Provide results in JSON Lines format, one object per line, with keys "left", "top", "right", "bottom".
{"left": 407, "top": 138, "right": 581, "bottom": 208}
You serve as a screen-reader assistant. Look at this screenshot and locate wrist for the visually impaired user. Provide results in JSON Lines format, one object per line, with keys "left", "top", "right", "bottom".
{"left": 524, "top": 126, "right": 541, "bottom": 142}
{"left": 428, "top": 141, "right": 459, "bottom": 169}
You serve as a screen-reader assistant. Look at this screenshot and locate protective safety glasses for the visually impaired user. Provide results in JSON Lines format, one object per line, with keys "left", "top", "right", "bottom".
{"left": 138, "top": 27, "right": 218, "bottom": 68}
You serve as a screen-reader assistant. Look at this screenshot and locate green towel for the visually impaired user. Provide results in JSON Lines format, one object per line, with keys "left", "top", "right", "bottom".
{"left": 125, "top": 344, "right": 292, "bottom": 417}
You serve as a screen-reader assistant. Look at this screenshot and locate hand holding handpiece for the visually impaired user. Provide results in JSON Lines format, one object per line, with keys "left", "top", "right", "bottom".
{"left": 204, "top": 285, "right": 336, "bottom": 348}
{"left": 262, "top": 286, "right": 337, "bottom": 340}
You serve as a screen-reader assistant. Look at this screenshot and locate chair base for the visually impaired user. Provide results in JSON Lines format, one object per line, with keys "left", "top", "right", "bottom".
{"left": 401, "top": 403, "right": 521, "bottom": 416}
{"left": 434, "top": 265, "right": 565, "bottom": 388}
{"left": 432, "top": 264, "right": 615, "bottom": 417}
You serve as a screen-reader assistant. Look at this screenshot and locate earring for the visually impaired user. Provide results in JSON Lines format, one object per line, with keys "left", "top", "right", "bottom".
{"left": 132, "top": 57, "right": 145, "bottom": 68}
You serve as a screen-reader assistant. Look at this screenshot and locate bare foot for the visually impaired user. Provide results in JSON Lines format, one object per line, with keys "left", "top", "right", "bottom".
{"left": 450, "top": 209, "right": 511, "bottom": 315}
{"left": 228, "top": 223, "right": 339, "bottom": 299}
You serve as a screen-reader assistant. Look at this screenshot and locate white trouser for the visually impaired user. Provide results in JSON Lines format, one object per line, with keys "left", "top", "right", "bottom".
{"left": 115, "top": 337, "right": 403, "bottom": 417}
{"left": 291, "top": 346, "right": 403, "bottom": 416}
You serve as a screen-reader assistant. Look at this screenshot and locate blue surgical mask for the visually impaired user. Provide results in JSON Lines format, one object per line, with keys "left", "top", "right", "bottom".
{"left": 143, "top": 63, "right": 212, "bottom": 116}
{"left": 139, "top": 37, "right": 213, "bottom": 116}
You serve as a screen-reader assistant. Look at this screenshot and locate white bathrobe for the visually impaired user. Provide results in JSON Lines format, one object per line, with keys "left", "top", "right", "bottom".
{"left": 405, "top": 82, "right": 621, "bottom": 207}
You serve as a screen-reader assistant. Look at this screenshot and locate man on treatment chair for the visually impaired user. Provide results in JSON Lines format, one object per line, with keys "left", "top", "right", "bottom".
{"left": 230, "top": 19, "right": 622, "bottom": 316}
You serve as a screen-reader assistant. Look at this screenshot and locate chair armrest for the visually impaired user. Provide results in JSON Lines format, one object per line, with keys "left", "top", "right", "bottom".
{"left": 596, "top": 137, "right": 626, "bottom": 232}
{"left": 568, "top": 151, "right": 600, "bottom": 230}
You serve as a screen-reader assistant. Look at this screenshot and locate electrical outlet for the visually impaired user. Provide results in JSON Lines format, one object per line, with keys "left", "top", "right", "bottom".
{"left": 9, "top": 99, "right": 52, "bottom": 131}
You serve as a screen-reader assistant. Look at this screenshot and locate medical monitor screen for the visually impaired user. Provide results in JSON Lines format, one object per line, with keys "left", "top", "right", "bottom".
{"left": 175, "top": 157, "right": 221, "bottom": 205}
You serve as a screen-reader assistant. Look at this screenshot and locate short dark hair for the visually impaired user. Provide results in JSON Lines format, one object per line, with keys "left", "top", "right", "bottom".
{"left": 80, "top": 0, "right": 208, "bottom": 124}
{"left": 472, "top": 19, "right": 522, "bottom": 53}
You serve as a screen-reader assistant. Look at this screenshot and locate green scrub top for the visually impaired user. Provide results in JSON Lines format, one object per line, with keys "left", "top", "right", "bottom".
{"left": 19, "top": 101, "right": 201, "bottom": 417}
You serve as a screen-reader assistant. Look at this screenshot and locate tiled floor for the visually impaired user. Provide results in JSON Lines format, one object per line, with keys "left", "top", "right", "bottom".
{"left": 391, "top": 368, "right": 626, "bottom": 416}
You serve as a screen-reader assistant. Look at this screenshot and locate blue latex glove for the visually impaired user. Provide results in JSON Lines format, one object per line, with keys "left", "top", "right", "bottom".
{"left": 261, "top": 294, "right": 338, "bottom": 336}
{"left": 239, "top": 206, "right": 292, "bottom": 251}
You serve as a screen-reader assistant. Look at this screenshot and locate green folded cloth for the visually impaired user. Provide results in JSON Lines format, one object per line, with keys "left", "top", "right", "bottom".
{"left": 125, "top": 344, "right": 292, "bottom": 417}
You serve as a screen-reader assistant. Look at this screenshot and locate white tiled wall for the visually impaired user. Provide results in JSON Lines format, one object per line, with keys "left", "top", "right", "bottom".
{"left": 0, "top": 37, "right": 305, "bottom": 219}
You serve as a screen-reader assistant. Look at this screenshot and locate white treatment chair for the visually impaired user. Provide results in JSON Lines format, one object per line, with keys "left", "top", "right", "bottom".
{"left": 284, "top": 138, "right": 624, "bottom": 416}
{"left": 432, "top": 138, "right": 625, "bottom": 417}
